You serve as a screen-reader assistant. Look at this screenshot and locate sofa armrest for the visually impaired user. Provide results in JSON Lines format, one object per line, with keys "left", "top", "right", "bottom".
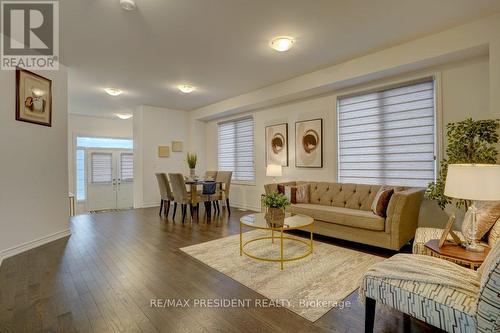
{"left": 264, "top": 181, "right": 297, "bottom": 195}
{"left": 385, "top": 188, "right": 424, "bottom": 250}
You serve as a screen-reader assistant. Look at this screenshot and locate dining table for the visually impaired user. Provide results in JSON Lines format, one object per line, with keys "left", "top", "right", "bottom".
{"left": 184, "top": 179, "right": 224, "bottom": 203}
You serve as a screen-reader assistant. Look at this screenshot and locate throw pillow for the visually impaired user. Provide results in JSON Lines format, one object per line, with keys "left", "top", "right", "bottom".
{"left": 371, "top": 187, "right": 394, "bottom": 217}
{"left": 487, "top": 217, "right": 500, "bottom": 246}
{"left": 295, "top": 184, "right": 310, "bottom": 204}
{"left": 461, "top": 201, "right": 500, "bottom": 242}
{"left": 277, "top": 184, "right": 309, "bottom": 204}
{"left": 278, "top": 184, "right": 295, "bottom": 204}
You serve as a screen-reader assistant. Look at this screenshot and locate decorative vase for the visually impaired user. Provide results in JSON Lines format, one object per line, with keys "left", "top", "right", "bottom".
{"left": 190, "top": 168, "right": 195, "bottom": 178}
{"left": 265, "top": 207, "right": 285, "bottom": 223}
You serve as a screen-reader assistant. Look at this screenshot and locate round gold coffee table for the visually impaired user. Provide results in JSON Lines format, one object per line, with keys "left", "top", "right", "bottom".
{"left": 239, "top": 213, "right": 314, "bottom": 270}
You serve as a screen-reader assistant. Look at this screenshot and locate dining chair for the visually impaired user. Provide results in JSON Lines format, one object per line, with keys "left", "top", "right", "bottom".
{"left": 201, "top": 181, "right": 218, "bottom": 218}
{"left": 155, "top": 173, "right": 173, "bottom": 218}
{"left": 215, "top": 171, "right": 233, "bottom": 215}
{"left": 205, "top": 170, "right": 218, "bottom": 180}
{"left": 168, "top": 173, "right": 196, "bottom": 223}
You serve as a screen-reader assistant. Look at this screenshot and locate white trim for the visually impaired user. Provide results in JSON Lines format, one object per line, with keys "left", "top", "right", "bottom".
{"left": 140, "top": 201, "right": 162, "bottom": 208}
{"left": 230, "top": 201, "right": 261, "bottom": 212}
{"left": 0, "top": 229, "right": 71, "bottom": 261}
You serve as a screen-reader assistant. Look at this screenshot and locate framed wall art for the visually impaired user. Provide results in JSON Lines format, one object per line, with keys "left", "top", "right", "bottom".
{"left": 158, "top": 146, "right": 170, "bottom": 158}
{"left": 295, "top": 118, "right": 323, "bottom": 168}
{"left": 265, "top": 123, "right": 288, "bottom": 166}
{"left": 172, "top": 141, "right": 183, "bottom": 152}
{"left": 16, "top": 68, "right": 52, "bottom": 127}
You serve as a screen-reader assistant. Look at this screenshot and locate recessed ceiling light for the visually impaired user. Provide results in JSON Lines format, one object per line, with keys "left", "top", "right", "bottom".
{"left": 178, "top": 84, "right": 195, "bottom": 94}
{"left": 115, "top": 113, "right": 133, "bottom": 120}
{"left": 269, "top": 36, "right": 295, "bottom": 52}
{"left": 104, "top": 88, "right": 123, "bottom": 96}
{"left": 120, "top": 0, "right": 136, "bottom": 11}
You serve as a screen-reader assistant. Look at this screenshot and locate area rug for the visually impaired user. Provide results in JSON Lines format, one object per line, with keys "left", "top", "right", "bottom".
{"left": 180, "top": 230, "right": 384, "bottom": 322}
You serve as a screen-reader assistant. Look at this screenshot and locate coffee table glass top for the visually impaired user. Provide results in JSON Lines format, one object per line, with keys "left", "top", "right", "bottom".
{"left": 240, "top": 213, "right": 313, "bottom": 230}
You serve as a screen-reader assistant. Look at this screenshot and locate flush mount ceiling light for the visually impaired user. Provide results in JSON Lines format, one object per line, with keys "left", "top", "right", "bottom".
{"left": 269, "top": 36, "right": 295, "bottom": 52}
{"left": 178, "top": 84, "right": 195, "bottom": 94}
{"left": 115, "top": 113, "right": 133, "bottom": 120}
{"left": 120, "top": 0, "right": 136, "bottom": 11}
{"left": 104, "top": 88, "right": 123, "bottom": 96}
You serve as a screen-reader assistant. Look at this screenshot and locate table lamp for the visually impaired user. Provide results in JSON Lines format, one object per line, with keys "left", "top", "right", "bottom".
{"left": 444, "top": 164, "right": 500, "bottom": 252}
{"left": 266, "top": 164, "right": 282, "bottom": 183}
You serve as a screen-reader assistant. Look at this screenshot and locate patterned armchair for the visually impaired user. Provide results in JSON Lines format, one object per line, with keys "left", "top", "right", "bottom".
{"left": 360, "top": 242, "right": 500, "bottom": 333}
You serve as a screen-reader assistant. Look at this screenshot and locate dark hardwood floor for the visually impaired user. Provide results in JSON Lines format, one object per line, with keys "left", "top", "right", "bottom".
{"left": 0, "top": 207, "right": 438, "bottom": 333}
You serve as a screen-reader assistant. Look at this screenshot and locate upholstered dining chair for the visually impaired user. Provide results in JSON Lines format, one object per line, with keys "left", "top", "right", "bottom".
{"left": 168, "top": 173, "right": 197, "bottom": 223}
{"left": 205, "top": 170, "right": 218, "bottom": 180}
{"left": 360, "top": 242, "right": 500, "bottom": 333}
{"left": 215, "top": 171, "right": 233, "bottom": 215}
{"left": 155, "top": 173, "right": 173, "bottom": 218}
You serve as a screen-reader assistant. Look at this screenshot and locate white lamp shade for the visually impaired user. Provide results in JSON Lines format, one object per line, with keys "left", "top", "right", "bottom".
{"left": 266, "top": 164, "right": 282, "bottom": 177}
{"left": 444, "top": 164, "right": 500, "bottom": 201}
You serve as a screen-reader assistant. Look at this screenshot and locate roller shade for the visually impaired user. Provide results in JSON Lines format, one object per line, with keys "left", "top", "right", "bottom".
{"left": 218, "top": 117, "right": 255, "bottom": 182}
{"left": 338, "top": 79, "right": 436, "bottom": 187}
{"left": 120, "top": 153, "right": 134, "bottom": 182}
{"left": 91, "top": 153, "right": 113, "bottom": 184}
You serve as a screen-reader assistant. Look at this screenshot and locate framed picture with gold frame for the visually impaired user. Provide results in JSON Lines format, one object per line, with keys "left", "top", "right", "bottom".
{"left": 16, "top": 68, "right": 52, "bottom": 127}
{"left": 172, "top": 141, "right": 183, "bottom": 152}
{"left": 439, "top": 215, "right": 461, "bottom": 248}
{"left": 158, "top": 146, "right": 170, "bottom": 158}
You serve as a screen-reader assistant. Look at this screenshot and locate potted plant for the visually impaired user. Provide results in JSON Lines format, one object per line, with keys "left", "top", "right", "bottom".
{"left": 187, "top": 153, "right": 197, "bottom": 178}
{"left": 425, "top": 118, "right": 499, "bottom": 209}
{"left": 262, "top": 191, "right": 290, "bottom": 222}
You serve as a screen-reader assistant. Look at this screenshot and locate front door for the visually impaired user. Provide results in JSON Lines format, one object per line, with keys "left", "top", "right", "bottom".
{"left": 86, "top": 150, "right": 133, "bottom": 211}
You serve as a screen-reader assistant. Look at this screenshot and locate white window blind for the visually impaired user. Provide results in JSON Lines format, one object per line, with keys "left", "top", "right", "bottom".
{"left": 218, "top": 117, "right": 255, "bottom": 182}
{"left": 91, "top": 153, "right": 113, "bottom": 184}
{"left": 338, "top": 79, "right": 436, "bottom": 187}
{"left": 76, "top": 149, "right": 85, "bottom": 200}
{"left": 120, "top": 153, "right": 134, "bottom": 182}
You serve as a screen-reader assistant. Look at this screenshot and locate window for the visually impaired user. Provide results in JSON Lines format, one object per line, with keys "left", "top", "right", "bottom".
{"left": 337, "top": 79, "right": 436, "bottom": 187}
{"left": 76, "top": 137, "right": 133, "bottom": 149}
{"left": 76, "top": 149, "right": 85, "bottom": 201}
{"left": 120, "top": 153, "right": 134, "bottom": 182}
{"left": 218, "top": 117, "right": 255, "bottom": 182}
{"left": 91, "top": 153, "right": 113, "bottom": 184}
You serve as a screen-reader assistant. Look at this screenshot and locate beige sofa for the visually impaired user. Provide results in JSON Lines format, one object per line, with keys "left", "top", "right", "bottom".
{"left": 264, "top": 181, "right": 424, "bottom": 251}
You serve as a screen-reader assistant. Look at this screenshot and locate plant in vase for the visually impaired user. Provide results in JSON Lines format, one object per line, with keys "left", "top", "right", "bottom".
{"left": 187, "top": 153, "right": 197, "bottom": 178}
{"left": 262, "top": 192, "right": 290, "bottom": 223}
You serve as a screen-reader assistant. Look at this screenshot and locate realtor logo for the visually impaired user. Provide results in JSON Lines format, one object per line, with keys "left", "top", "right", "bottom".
{"left": 1, "top": 1, "right": 59, "bottom": 70}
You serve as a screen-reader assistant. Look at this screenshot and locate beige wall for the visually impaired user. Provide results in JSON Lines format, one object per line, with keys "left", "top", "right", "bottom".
{"left": 133, "top": 105, "right": 190, "bottom": 207}
{"left": 205, "top": 56, "right": 492, "bottom": 228}
{"left": 0, "top": 66, "right": 69, "bottom": 260}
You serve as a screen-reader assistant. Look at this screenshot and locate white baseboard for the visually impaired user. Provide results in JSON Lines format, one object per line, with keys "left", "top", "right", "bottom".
{"left": 140, "top": 201, "right": 161, "bottom": 208}
{"left": 231, "top": 201, "right": 261, "bottom": 212}
{"left": 0, "top": 228, "right": 71, "bottom": 263}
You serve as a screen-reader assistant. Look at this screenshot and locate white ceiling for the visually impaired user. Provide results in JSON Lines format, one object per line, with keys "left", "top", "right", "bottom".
{"left": 62, "top": 0, "right": 500, "bottom": 118}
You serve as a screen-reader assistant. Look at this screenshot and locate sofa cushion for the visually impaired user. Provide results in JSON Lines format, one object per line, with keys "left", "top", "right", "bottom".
{"left": 290, "top": 203, "right": 385, "bottom": 231}
{"left": 308, "top": 182, "right": 380, "bottom": 211}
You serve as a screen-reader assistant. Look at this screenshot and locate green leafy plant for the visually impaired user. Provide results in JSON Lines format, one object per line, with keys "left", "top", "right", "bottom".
{"left": 186, "top": 153, "right": 197, "bottom": 169}
{"left": 425, "top": 118, "right": 499, "bottom": 209}
{"left": 263, "top": 192, "right": 290, "bottom": 209}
